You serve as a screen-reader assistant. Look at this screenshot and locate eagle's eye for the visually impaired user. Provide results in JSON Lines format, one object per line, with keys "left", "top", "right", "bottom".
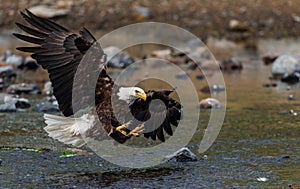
{"left": 135, "top": 90, "right": 139, "bottom": 93}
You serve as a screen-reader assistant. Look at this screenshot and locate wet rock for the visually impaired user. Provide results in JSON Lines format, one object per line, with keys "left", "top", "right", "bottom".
{"left": 151, "top": 47, "right": 192, "bottom": 65}
{"left": 0, "top": 65, "right": 12, "bottom": 74}
{"left": 36, "top": 96, "right": 59, "bottom": 113}
{"left": 29, "top": 5, "right": 70, "bottom": 18}
{"left": 17, "top": 56, "right": 39, "bottom": 71}
{"left": 0, "top": 103, "right": 16, "bottom": 112}
{"left": 272, "top": 55, "right": 300, "bottom": 76}
{"left": 104, "top": 46, "right": 135, "bottom": 68}
{"left": 15, "top": 98, "right": 31, "bottom": 109}
{"left": 163, "top": 147, "right": 197, "bottom": 162}
{"left": 220, "top": 58, "right": 242, "bottom": 71}
{"left": 199, "top": 98, "right": 222, "bottom": 109}
{"left": 200, "top": 155, "right": 208, "bottom": 161}
{"left": 281, "top": 72, "right": 300, "bottom": 84}
{"left": 0, "top": 66, "right": 16, "bottom": 82}
{"left": 151, "top": 49, "right": 171, "bottom": 58}
{"left": 0, "top": 95, "right": 31, "bottom": 112}
{"left": 287, "top": 94, "right": 299, "bottom": 101}
{"left": 0, "top": 158, "right": 2, "bottom": 166}
{"left": 292, "top": 15, "right": 300, "bottom": 23}
{"left": 262, "top": 55, "right": 278, "bottom": 65}
{"left": 229, "top": 19, "right": 249, "bottom": 32}
{"left": 5, "top": 54, "right": 23, "bottom": 66}
{"left": 280, "top": 155, "right": 290, "bottom": 159}
{"left": 43, "top": 81, "right": 53, "bottom": 96}
{"left": 6, "top": 83, "right": 41, "bottom": 95}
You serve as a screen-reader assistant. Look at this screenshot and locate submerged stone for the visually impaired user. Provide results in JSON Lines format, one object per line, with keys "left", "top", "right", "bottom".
{"left": 163, "top": 147, "right": 197, "bottom": 163}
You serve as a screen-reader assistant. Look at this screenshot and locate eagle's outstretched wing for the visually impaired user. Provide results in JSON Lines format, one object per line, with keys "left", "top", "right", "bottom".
{"left": 129, "top": 89, "right": 182, "bottom": 142}
{"left": 13, "top": 9, "right": 105, "bottom": 117}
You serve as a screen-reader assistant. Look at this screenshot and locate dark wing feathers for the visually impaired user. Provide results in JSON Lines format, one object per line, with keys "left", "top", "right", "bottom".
{"left": 14, "top": 9, "right": 101, "bottom": 116}
{"left": 15, "top": 22, "right": 48, "bottom": 38}
{"left": 13, "top": 33, "right": 44, "bottom": 44}
{"left": 130, "top": 90, "right": 182, "bottom": 142}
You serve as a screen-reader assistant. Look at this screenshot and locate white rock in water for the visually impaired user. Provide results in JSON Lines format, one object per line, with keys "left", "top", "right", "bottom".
{"left": 272, "top": 55, "right": 300, "bottom": 76}
{"left": 151, "top": 49, "right": 171, "bottom": 58}
{"left": 257, "top": 177, "right": 268, "bottom": 182}
{"left": 29, "top": 5, "right": 70, "bottom": 18}
{"left": 199, "top": 98, "right": 222, "bottom": 109}
{"left": 5, "top": 55, "right": 23, "bottom": 66}
{"left": 163, "top": 147, "right": 197, "bottom": 162}
{"left": 0, "top": 95, "right": 30, "bottom": 112}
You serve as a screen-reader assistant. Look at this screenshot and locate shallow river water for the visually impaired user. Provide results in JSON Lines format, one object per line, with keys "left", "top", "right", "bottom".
{"left": 0, "top": 36, "right": 300, "bottom": 188}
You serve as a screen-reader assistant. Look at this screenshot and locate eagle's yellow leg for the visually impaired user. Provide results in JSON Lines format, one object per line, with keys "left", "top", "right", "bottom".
{"left": 128, "top": 123, "right": 144, "bottom": 137}
{"left": 115, "top": 121, "right": 132, "bottom": 135}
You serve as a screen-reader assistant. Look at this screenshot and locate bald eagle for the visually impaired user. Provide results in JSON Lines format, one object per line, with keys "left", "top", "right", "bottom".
{"left": 14, "top": 10, "right": 182, "bottom": 147}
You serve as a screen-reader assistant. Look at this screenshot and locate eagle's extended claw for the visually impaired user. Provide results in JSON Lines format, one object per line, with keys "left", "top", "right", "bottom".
{"left": 116, "top": 121, "right": 132, "bottom": 135}
{"left": 128, "top": 123, "right": 145, "bottom": 137}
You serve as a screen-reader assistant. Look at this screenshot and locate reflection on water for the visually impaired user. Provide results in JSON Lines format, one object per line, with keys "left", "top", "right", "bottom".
{"left": 0, "top": 36, "right": 299, "bottom": 188}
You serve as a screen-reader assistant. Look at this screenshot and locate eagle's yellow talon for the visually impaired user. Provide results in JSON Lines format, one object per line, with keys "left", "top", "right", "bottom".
{"left": 128, "top": 123, "right": 144, "bottom": 137}
{"left": 116, "top": 121, "right": 132, "bottom": 135}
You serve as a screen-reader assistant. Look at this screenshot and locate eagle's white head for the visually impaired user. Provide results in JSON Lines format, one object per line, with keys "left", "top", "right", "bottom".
{"left": 117, "top": 87, "right": 147, "bottom": 103}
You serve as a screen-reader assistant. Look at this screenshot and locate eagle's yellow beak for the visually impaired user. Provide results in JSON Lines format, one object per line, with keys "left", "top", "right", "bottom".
{"left": 136, "top": 91, "right": 147, "bottom": 101}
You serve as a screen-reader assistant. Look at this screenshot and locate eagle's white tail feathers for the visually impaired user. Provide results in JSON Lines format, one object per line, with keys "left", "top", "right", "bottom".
{"left": 44, "top": 113, "right": 94, "bottom": 147}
